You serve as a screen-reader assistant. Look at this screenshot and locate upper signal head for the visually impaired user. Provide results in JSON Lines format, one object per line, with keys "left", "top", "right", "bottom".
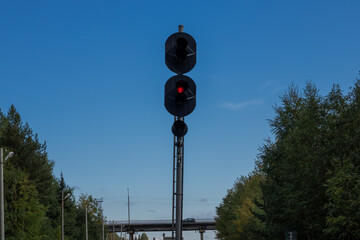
{"left": 165, "top": 32, "right": 196, "bottom": 75}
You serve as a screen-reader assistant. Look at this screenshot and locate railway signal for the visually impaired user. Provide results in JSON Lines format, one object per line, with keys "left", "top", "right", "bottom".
{"left": 164, "top": 26, "right": 197, "bottom": 240}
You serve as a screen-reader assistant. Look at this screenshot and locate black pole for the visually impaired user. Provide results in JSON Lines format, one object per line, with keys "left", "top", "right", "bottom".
{"left": 175, "top": 116, "right": 184, "bottom": 240}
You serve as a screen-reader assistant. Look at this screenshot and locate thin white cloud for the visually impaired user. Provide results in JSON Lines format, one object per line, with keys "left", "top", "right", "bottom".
{"left": 220, "top": 99, "right": 263, "bottom": 111}
{"left": 260, "top": 80, "right": 273, "bottom": 91}
{"left": 260, "top": 80, "right": 285, "bottom": 94}
{"left": 272, "top": 86, "right": 285, "bottom": 94}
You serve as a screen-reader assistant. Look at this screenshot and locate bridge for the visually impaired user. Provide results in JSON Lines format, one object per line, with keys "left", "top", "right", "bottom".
{"left": 106, "top": 219, "right": 216, "bottom": 232}
{"left": 105, "top": 219, "right": 216, "bottom": 239}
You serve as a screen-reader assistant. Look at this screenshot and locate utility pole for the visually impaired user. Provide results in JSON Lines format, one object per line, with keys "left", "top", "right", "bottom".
{"left": 0, "top": 148, "right": 5, "bottom": 240}
{"left": 0, "top": 148, "right": 14, "bottom": 240}
{"left": 85, "top": 204, "right": 88, "bottom": 240}
{"left": 127, "top": 188, "right": 133, "bottom": 240}
{"left": 60, "top": 180, "right": 70, "bottom": 240}
{"left": 102, "top": 216, "right": 105, "bottom": 240}
{"left": 61, "top": 190, "right": 64, "bottom": 240}
{"left": 120, "top": 224, "right": 123, "bottom": 239}
{"left": 112, "top": 220, "right": 115, "bottom": 240}
{"left": 127, "top": 188, "right": 130, "bottom": 227}
{"left": 94, "top": 198, "right": 104, "bottom": 240}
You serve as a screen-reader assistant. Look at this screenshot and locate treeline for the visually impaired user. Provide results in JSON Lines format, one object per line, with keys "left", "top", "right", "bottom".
{"left": 0, "top": 105, "right": 104, "bottom": 240}
{"left": 216, "top": 79, "right": 360, "bottom": 239}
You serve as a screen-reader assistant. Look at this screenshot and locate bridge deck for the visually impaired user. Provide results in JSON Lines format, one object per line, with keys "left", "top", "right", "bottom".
{"left": 105, "top": 219, "right": 216, "bottom": 232}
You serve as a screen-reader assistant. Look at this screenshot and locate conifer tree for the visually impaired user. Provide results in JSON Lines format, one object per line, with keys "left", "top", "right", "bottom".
{"left": 0, "top": 105, "right": 104, "bottom": 239}
{"left": 324, "top": 80, "right": 360, "bottom": 239}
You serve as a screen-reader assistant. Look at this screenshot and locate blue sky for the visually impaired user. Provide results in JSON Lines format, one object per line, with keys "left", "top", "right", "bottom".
{"left": 1, "top": 1, "right": 360, "bottom": 239}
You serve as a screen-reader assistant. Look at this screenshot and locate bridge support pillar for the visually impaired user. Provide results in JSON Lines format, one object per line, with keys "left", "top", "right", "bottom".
{"left": 128, "top": 230, "right": 134, "bottom": 240}
{"left": 199, "top": 229, "right": 205, "bottom": 240}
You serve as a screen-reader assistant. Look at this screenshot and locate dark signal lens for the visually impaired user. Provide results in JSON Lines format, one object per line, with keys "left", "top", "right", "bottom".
{"left": 176, "top": 37, "right": 188, "bottom": 49}
{"left": 176, "top": 37, "right": 188, "bottom": 63}
{"left": 172, "top": 120, "right": 188, "bottom": 137}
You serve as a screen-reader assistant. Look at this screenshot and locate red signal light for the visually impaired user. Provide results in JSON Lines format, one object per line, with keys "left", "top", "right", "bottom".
{"left": 174, "top": 80, "right": 189, "bottom": 105}
{"left": 177, "top": 86, "right": 185, "bottom": 93}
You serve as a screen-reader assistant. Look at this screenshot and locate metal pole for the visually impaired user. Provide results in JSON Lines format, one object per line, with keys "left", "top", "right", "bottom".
{"left": 61, "top": 189, "right": 64, "bottom": 240}
{"left": 172, "top": 117, "right": 176, "bottom": 240}
{"left": 120, "top": 224, "right": 122, "bottom": 239}
{"left": 181, "top": 133, "right": 185, "bottom": 233}
{"left": 94, "top": 198, "right": 104, "bottom": 240}
{"left": 0, "top": 148, "right": 4, "bottom": 240}
{"left": 175, "top": 135, "right": 184, "bottom": 240}
{"left": 102, "top": 218, "right": 104, "bottom": 240}
{"left": 112, "top": 220, "right": 115, "bottom": 240}
{"left": 85, "top": 205, "right": 88, "bottom": 240}
{"left": 199, "top": 229, "right": 205, "bottom": 240}
{"left": 127, "top": 187, "right": 130, "bottom": 239}
{"left": 175, "top": 26, "right": 184, "bottom": 240}
{"left": 127, "top": 188, "right": 130, "bottom": 225}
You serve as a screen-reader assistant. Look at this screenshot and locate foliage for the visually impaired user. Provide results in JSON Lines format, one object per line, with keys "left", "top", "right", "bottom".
{"left": 260, "top": 83, "right": 329, "bottom": 239}
{"left": 217, "top": 78, "right": 360, "bottom": 239}
{"left": 106, "top": 233, "right": 124, "bottom": 240}
{"left": 216, "top": 171, "right": 265, "bottom": 240}
{"left": 324, "top": 158, "right": 360, "bottom": 239}
{"left": 323, "top": 80, "right": 360, "bottom": 239}
{"left": 138, "top": 233, "right": 149, "bottom": 240}
{"left": 6, "top": 176, "right": 46, "bottom": 240}
{"left": 77, "top": 193, "right": 104, "bottom": 240}
{"left": 0, "top": 105, "right": 104, "bottom": 239}
{"left": 258, "top": 80, "right": 360, "bottom": 239}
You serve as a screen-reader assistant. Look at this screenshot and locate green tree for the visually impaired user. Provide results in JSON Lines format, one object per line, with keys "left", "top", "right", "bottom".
{"left": 6, "top": 176, "right": 46, "bottom": 240}
{"left": 258, "top": 79, "right": 360, "bottom": 239}
{"left": 323, "top": 80, "right": 360, "bottom": 239}
{"left": 58, "top": 172, "right": 83, "bottom": 240}
{"left": 106, "top": 233, "right": 123, "bottom": 240}
{"left": 216, "top": 171, "right": 265, "bottom": 240}
{"left": 139, "top": 233, "right": 149, "bottom": 240}
{"left": 0, "top": 105, "right": 107, "bottom": 240}
{"left": 260, "top": 83, "right": 329, "bottom": 239}
{"left": 324, "top": 158, "right": 360, "bottom": 239}
{"left": 1, "top": 105, "right": 57, "bottom": 206}
{"left": 76, "top": 194, "right": 104, "bottom": 240}
{"left": 0, "top": 105, "right": 60, "bottom": 239}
